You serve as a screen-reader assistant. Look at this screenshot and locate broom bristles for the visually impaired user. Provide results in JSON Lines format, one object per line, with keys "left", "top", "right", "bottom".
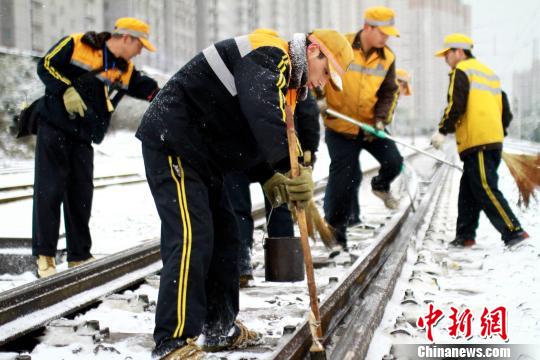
{"left": 291, "top": 200, "right": 336, "bottom": 249}
{"left": 305, "top": 200, "right": 337, "bottom": 249}
{"left": 306, "top": 205, "right": 316, "bottom": 239}
{"left": 502, "top": 151, "right": 540, "bottom": 208}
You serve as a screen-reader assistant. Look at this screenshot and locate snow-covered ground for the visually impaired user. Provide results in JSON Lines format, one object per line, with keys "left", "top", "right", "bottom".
{"left": 0, "top": 131, "right": 429, "bottom": 291}
{"left": 366, "top": 145, "right": 540, "bottom": 359}
{"left": 1, "top": 133, "right": 538, "bottom": 359}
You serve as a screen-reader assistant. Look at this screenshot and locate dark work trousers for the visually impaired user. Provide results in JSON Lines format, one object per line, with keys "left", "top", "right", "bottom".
{"left": 324, "top": 129, "right": 403, "bottom": 246}
{"left": 142, "top": 145, "right": 240, "bottom": 353}
{"left": 457, "top": 149, "right": 522, "bottom": 241}
{"left": 348, "top": 160, "right": 361, "bottom": 224}
{"left": 32, "top": 122, "right": 93, "bottom": 262}
{"left": 224, "top": 171, "right": 294, "bottom": 276}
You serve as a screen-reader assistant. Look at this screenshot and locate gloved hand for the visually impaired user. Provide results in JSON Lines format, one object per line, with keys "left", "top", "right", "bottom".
{"left": 316, "top": 97, "right": 328, "bottom": 117}
{"left": 374, "top": 119, "right": 385, "bottom": 131}
{"left": 430, "top": 131, "right": 446, "bottom": 150}
{"left": 285, "top": 165, "right": 314, "bottom": 209}
{"left": 363, "top": 131, "right": 375, "bottom": 142}
{"left": 63, "top": 87, "right": 87, "bottom": 118}
{"left": 262, "top": 172, "right": 289, "bottom": 207}
{"left": 302, "top": 150, "right": 316, "bottom": 167}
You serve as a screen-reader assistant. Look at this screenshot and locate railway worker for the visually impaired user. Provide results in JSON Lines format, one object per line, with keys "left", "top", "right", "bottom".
{"left": 33, "top": 17, "right": 160, "bottom": 278}
{"left": 136, "top": 29, "right": 353, "bottom": 359}
{"left": 224, "top": 91, "right": 321, "bottom": 288}
{"left": 431, "top": 33, "right": 529, "bottom": 247}
{"left": 319, "top": 6, "right": 404, "bottom": 250}
{"left": 347, "top": 67, "right": 413, "bottom": 227}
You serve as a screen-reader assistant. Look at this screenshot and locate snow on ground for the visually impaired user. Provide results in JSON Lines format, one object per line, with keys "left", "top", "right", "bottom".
{"left": 3, "top": 133, "right": 538, "bottom": 358}
{"left": 0, "top": 132, "right": 429, "bottom": 292}
{"left": 366, "top": 147, "right": 540, "bottom": 359}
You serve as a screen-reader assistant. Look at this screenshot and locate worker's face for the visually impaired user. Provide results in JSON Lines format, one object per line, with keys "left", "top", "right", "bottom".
{"left": 444, "top": 49, "right": 463, "bottom": 69}
{"left": 363, "top": 25, "right": 389, "bottom": 48}
{"left": 306, "top": 44, "right": 330, "bottom": 89}
{"left": 121, "top": 35, "right": 143, "bottom": 60}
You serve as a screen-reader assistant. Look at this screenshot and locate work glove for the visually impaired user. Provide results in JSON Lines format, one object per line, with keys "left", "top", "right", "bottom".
{"left": 430, "top": 131, "right": 446, "bottom": 150}
{"left": 364, "top": 119, "right": 385, "bottom": 142}
{"left": 285, "top": 165, "right": 314, "bottom": 209}
{"left": 302, "top": 150, "right": 316, "bottom": 167}
{"left": 374, "top": 119, "right": 385, "bottom": 131}
{"left": 316, "top": 98, "right": 328, "bottom": 117}
{"left": 262, "top": 172, "right": 289, "bottom": 207}
{"left": 63, "top": 86, "right": 87, "bottom": 118}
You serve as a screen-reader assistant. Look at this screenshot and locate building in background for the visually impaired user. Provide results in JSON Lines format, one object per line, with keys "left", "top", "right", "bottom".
{"left": 103, "top": 0, "right": 197, "bottom": 73}
{"left": 0, "top": 0, "right": 471, "bottom": 132}
{"left": 0, "top": 0, "right": 104, "bottom": 54}
{"left": 512, "top": 39, "right": 540, "bottom": 141}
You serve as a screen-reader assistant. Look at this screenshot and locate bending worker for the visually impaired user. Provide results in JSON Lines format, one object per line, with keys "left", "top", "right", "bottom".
{"left": 136, "top": 29, "right": 353, "bottom": 359}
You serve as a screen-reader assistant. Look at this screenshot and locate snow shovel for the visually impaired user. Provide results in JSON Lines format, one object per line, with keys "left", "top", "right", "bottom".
{"left": 286, "top": 104, "right": 327, "bottom": 359}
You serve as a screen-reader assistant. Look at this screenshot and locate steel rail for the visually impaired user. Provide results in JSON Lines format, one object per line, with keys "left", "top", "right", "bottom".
{"left": 269, "top": 160, "right": 446, "bottom": 360}
{"left": 0, "top": 173, "right": 146, "bottom": 204}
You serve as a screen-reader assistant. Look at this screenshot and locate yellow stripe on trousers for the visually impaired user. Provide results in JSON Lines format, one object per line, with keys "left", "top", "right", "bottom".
{"left": 168, "top": 156, "right": 193, "bottom": 338}
{"left": 478, "top": 151, "right": 515, "bottom": 231}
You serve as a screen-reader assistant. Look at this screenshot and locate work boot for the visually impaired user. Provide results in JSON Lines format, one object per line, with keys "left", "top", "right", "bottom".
{"left": 154, "top": 338, "right": 205, "bottom": 360}
{"left": 372, "top": 190, "right": 399, "bottom": 209}
{"left": 68, "top": 256, "right": 96, "bottom": 268}
{"left": 239, "top": 274, "right": 254, "bottom": 288}
{"left": 37, "top": 255, "right": 57, "bottom": 278}
{"left": 449, "top": 238, "right": 476, "bottom": 248}
{"left": 203, "top": 321, "right": 262, "bottom": 352}
{"left": 505, "top": 231, "right": 530, "bottom": 247}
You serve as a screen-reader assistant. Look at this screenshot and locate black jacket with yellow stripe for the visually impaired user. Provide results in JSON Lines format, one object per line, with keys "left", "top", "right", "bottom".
{"left": 136, "top": 29, "right": 307, "bottom": 182}
{"left": 37, "top": 32, "right": 159, "bottom": 143}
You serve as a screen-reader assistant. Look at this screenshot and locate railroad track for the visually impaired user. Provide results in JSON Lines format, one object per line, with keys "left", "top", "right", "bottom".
{"left": 0, "top": 172, "right": 146, "bottom": 204}
{"left": 0, "top": 148, "right": 447, "bottom": 359}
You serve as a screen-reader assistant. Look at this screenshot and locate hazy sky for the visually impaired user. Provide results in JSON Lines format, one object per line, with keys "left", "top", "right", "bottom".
{"left": 466, "top": 0, "right": 540, "bottom": 93}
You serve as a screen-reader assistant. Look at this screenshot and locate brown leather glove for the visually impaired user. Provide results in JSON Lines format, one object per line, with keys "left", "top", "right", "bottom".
{"left": 285, "top": 165, "right": 314, "bottom": 209}
{"left": 262, "top": 172, "right": 289, "bottom": 207}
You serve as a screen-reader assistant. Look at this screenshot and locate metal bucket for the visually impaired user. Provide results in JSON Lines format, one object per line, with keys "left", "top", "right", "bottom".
{"left": 264, "top": 237, "right": 305, "bottom": 282}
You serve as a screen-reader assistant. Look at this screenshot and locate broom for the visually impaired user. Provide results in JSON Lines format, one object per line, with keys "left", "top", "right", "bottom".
{"left": 502, "top": 152, "right": 540, "bottom": 208}
{"left": 328, "top": 108, "right": 540, "bottom": 209}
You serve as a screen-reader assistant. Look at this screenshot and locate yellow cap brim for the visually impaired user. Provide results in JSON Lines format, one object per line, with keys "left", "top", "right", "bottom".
{"left": 434, "top": 47, "right": 450, "bottom": 57}
{"left": 328, "top": 62, "right": 343, "bottom": 91}
{"left": 379, "top": 26, "right": 400, "bottom": 37}
{"left": 140, "top": 38, "right": 156, "bottom": 52}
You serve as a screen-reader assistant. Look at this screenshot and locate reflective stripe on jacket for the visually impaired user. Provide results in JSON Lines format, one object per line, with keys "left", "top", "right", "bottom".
{"left": 440, "top": 58, "right": 503, "bottom": 155}
{"left": 70, "top": 33, "right": 134, "bottom": 89}
{"left": 324, "top": 32, "right": 398, "bottom": 136}
{"left": 136, "top": 29, "right": 302, "bottom": 181}
{"left": 37, "top": 32, "right": 157, "bottom": 143}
